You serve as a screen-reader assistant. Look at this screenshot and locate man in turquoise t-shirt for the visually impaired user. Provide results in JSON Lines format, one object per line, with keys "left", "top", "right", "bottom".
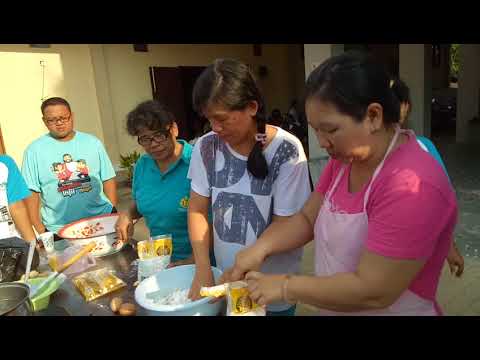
{"left": 22, "top": 97, "right": 118, "bottom": 237}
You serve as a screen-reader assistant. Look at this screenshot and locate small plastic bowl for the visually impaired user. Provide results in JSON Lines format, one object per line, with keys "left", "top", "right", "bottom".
{"left": 26, "top": 275, "right": 66, "bottom": 312}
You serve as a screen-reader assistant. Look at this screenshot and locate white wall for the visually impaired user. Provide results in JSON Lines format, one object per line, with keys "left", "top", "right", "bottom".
{"left": 100, "top": 44, "right": 300, "bottom": 159}
{"left": 0, "top": 51, "right": 66, "bottom": 165}
{"left": 0, "top": 44, "right": 300, "bottom": 169}
{"left": 0, "top": 45, "right": 104, "bottom": 166}
{"left": 303, "top": 44, "right": 341, "bottom": 183}
{"left": 399, "top": 44, "right": 432, "bottom": 137}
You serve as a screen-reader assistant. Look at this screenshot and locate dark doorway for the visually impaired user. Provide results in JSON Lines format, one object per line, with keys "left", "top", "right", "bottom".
{"left": 344, "top": 44, "right": 399, "bottom": 78}
{"left": 149, "top": 66, "right": 206, "bottom": 141}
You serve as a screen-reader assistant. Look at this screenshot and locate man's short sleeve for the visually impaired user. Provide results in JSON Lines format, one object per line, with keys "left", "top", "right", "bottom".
{"left": 96, "top": 140, "right": 116, "bottom": 182}
{"left": 2, "top": 155, "right": 31, "bottom": 204}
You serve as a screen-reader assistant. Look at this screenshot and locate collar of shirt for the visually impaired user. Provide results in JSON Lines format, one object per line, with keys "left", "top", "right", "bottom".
{"left": 147, "top": 139, "right": 191, "bottom": 178}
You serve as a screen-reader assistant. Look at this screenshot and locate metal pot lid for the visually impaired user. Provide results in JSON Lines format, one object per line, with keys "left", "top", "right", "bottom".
{"left": 0, "top": 282, "right": 30, "bottom": 316}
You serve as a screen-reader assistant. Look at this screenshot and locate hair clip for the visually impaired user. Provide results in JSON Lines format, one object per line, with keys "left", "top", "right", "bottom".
{"left": 255, "top": 133, "right": 267, "bottom": 146}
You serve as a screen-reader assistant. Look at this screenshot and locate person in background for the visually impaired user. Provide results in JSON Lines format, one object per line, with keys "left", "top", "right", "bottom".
{"left": 22, "top": 97, "right": 117, "bottom": 240}
{"left": 115, "top": 100, "right": 214, "bottom": 266}
{"left": 0, "top": 155, "right": 36, "bottom": 243}
{"left": 391, "top": 77, "right": 464, "bottom": 277}
{"left": 227, "top": 51, "right": 457, "bottom": 316}
{"left": 187, "top": 58, "right": 311, "bottom": 316}
{"left": 268, "top": 108, "right": 283, "bottom": 127}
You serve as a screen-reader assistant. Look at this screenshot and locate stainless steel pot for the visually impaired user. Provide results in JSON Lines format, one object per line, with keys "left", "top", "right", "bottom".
{"left": 0, "top": 282, "right": 33, "bottom": 316}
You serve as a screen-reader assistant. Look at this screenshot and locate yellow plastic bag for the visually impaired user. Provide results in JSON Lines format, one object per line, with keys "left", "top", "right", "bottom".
{"left": 73, "top": 268, "right": 126, "bottom": 302}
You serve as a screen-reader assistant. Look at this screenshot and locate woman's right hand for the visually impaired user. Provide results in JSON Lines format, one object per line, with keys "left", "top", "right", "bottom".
{"left": 189, "top": 266, "right": 215, "bottom": 301}
{"left": 229, "top": 244, "right": 268, "bottom": 282}
{"left": 115, "top": 212, "right": 134, "bottom": 243}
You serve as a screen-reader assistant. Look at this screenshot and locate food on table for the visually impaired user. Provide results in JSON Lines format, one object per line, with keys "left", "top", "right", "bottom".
{"left": 110, "top": 297, "right": 123, "bottom": 313}
{"left": 70, "top": 222, "right": 105, "bottom": 239}
{"left": 200, "top": 284, "right": 228, "bottom": 298}
{"left": 73, "top": 268, "right": 126, "bottom": 301}
{"left": 137, "top": 235, "right": 172, "bottom": 260}
{"left": 145, "top": 288, "right": 192, "bottom": 306}
{"left": 119, "top": 303, "right": 136, "bottom": 316}
{"left": 227, "top": 281, "right": 266, "bottom": 316}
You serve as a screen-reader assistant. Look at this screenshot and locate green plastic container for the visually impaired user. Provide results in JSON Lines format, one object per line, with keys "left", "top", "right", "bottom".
{"left": 26, "top": 275, "right": 66, "bottom": 312}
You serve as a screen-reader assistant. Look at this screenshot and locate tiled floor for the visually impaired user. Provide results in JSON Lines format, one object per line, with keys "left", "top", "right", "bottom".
{"left": 117, "top": 129, "right": 480, "bottom": 315}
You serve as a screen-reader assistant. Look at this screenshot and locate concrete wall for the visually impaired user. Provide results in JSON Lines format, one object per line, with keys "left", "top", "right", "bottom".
{"left": 100, "top": 44, "right": 299, "bottom": 159}
{"left": 399, "top": 44, "right": 433, "bottom": 137}
{"left": 0, "top": 45, "right": 103, "bottom": 166}
{"left": 457, "top": 44, "right": 480, "bottom": 143}
{"left": 432, "top": 44, "right": 451, "bottom": 89}
{"left": 303, "top": 44, "right": 343, "bottom": 183}
{"left": 0, "top": 44, "right": 301, "bottom": 168}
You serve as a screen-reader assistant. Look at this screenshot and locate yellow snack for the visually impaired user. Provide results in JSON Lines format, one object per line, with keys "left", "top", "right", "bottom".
{"left": 152, "top": 235, "right": 173, "bottom": 257}
{"left": 228, "top": 281, "right": 260, "bottom": 315}
{"left": 137, "top": 240, "right": 154, "bottom": 260}
{"left": 200, "top": 284, "right": 228, "bottom": 298}
{"left": 73, "top": 268, "right": 126, "bottom": 302}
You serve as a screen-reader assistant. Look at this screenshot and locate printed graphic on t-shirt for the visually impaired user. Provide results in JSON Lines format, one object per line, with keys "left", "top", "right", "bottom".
{"left": 52, "top": 153, "right": 92, "bottom": 197}
{"left": 179, "top": 196, "right": 189, "bottom": 210}
{"left": 200, "top": 135, "right": 299, "bottom": 246}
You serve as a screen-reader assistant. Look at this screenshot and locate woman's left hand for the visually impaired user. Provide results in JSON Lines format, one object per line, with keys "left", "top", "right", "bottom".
{"left": 245, "top": 271, "right": 287, "bottom": 306}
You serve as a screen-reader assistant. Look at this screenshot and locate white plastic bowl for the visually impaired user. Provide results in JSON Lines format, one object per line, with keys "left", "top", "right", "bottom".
{"left": 135, "top": 264, "right": 225, "bottom": 316}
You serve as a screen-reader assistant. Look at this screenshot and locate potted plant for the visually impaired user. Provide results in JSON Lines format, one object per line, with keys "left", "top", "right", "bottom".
{"left": 119, "top": 150, "right": 141, "bottom": 187}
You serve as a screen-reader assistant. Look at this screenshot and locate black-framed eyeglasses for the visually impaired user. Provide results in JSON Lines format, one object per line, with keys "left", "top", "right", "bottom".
{"left": 44, "top": 115, "right": 71, "bottom": 125}
{"left": 137, "top": 128, "right": 171, "bottom": 146}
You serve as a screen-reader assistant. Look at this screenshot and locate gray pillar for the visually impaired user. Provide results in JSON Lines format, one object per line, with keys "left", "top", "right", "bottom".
{"left": 456, "top": 44, "right": 480, "bottom": 143}
{"left": 303, "top": 44, "right": 343, "bottom": 182}
{"left": 89, "top": 44, "right": 121, "bottom": 167}
{"left": 399, "top": 44, "right": 432, "bottom": 137}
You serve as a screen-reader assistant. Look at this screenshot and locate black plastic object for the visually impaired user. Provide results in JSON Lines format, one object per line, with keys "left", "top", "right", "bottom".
{"left": 0, "top": 237, "right": 39, "bottom": 283}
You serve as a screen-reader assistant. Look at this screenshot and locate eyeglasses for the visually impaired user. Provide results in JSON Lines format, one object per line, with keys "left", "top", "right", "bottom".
{"left": 137, "top": 129, "right": 171, "bottom": 146}
{"left": 44, "top": 115, "right": 71, "bottom": 125}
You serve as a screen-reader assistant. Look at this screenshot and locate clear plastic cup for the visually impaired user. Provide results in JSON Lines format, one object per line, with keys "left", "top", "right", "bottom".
{"left": 137, "top": 256, "right": 170, "bottom": 282}
{"left": 38, "top": 232, "right": 55, "bottom": 254}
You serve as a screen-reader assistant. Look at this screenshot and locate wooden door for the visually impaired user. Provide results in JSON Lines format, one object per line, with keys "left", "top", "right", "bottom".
{"left": 149, "top": 67, "right": 190, "bottom": 140}
{"left": 179, "top": 66, "right": 207, "bottom": 138}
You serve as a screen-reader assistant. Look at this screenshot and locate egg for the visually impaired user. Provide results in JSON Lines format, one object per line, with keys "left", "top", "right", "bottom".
{"left": 110, "top": 297, "right": 123, "bottom": 313}
{"left": 119, "top": 303, "right": 136, "bottom": 316}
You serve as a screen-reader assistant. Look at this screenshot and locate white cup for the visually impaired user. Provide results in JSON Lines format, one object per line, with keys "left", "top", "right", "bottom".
{"left": 38, "top": 232, "right": 55, "bottom": 254}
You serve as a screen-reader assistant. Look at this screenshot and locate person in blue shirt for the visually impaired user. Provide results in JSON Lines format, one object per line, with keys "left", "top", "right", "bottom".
{"left": 391, "top": 77, "right": 464, "bottom": 277}
{"left": 0, "top": 155, "right": 36, "bottom": 243}
{"left": 22, "top": 97, "right": 118, "bottom": 239}
{"left": 115, "top": 100, "right": 214, "bottom": 267}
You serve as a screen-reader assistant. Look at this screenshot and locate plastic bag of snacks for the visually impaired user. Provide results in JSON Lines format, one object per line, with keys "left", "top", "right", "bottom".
{"left": 137, "top": 234, "right": 173, "bottom": 281}
{"left": 200, "top": 281, "right": 266, "bottom": 316}
{"left": 73, "top": 268, "right": 126, "bottom": 302}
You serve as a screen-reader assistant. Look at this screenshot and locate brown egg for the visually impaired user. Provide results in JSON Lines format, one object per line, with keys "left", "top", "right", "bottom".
{"left": 110, "top": 297, "right": 123, "bottom": 313}
{"left": 119, "top": 303, "right": 136, "bottom": 316}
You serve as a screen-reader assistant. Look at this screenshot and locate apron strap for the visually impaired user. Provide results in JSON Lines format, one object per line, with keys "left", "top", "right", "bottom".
{"left": 363, "top": 127, "right": 401, "bottom": 210}
{"left": 326, "top": 165, "right": 346, "bottom": 202}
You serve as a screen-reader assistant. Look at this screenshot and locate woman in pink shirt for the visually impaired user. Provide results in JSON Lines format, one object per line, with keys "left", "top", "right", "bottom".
{"left": 225, "top": 51, "right": 458, "bottom": 315}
